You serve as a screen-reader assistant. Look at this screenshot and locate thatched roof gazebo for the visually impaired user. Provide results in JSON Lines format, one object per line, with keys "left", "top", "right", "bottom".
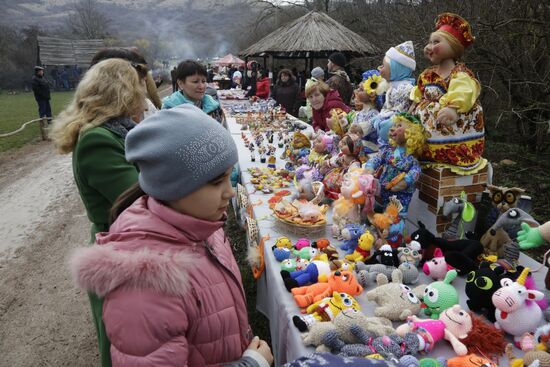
{"left": 240, "top": 11, "right": 379, "bottom": 71}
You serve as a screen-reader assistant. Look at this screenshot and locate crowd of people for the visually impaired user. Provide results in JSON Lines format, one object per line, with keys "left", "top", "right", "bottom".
{"left": 37, "top": 10, "right": 495, "bottom": 367}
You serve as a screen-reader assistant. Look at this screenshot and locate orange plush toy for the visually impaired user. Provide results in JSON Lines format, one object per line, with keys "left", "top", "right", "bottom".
{"left": 291, "top": 270, "right": 363, "bottom": 308}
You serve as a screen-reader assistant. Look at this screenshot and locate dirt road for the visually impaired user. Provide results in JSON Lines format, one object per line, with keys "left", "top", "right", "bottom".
{"left": 0, "top": 140, "right": 96, "bottom": 366}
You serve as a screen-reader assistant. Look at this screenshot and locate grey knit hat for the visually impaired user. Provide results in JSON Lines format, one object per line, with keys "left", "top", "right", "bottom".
{"left": 311, "top": 67, "right": 324, "bottom": 80}
{"left": 125, "top": 104, "right": 238, "bottom": 201}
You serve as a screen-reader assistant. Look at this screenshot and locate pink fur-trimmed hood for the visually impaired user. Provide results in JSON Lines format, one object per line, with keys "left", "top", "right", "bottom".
{"left": 70, "top": 245, "right": 199, "bottom": 297}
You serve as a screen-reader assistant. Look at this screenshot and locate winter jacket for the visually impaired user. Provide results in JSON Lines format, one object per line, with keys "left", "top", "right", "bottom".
{"left": 311, "top": 89, "right": 351, "bottom": 132}
{"left": 72, "top": 119, "right": 139, "bottom": 241}
{"left": 326, "top": 70, "right": 353, "bottom": 106}
{"left": 32, "top": 75, "right": 50, "bottom": 100}
{"left": 272, "top": 81, "right": 300, "bottom": 116}
{"left": 162, "top": 91, "right": 224, "bottom": 124}
{"left": 255, "top": 77, "right": 271, "bottom": 99}
{"left": 71, "top": 196, "right": 259, "bottom": 367}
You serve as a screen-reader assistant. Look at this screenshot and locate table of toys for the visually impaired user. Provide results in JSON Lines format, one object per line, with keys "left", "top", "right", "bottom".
{"left": 221, "top": 99, "right": 549, "bottom": 367}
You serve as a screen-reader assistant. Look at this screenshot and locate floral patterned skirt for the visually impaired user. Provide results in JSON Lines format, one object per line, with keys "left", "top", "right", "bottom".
{"left": 414, "top": 100, "right": 487, "bottom": 175}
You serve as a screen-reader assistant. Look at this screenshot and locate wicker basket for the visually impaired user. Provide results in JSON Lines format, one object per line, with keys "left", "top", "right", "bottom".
{"left": 273, "top": 215, "right": 327, "bottom": 237}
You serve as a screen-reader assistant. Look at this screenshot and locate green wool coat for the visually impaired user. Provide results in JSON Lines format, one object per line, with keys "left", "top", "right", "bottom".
{"left": 73, "top": 126, "right": 138, "bottom": 242}
{"left": 72, "top": 125, "right": 138, "bottom": 367}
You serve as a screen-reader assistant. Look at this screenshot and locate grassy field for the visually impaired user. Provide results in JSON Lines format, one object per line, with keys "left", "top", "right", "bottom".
{"left": 0, "top": 91, "right": 74, "bottom": 153}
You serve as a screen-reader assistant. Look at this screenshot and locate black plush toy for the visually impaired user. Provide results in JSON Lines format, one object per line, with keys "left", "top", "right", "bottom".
{"left": 371, "top": 244, "right": 400, "bottom": 267}
{"left": 465, "top": 261, "right": 525, "bottom": 322}
{"left": 409, "top": 221, "right": 484, "bottom": 274}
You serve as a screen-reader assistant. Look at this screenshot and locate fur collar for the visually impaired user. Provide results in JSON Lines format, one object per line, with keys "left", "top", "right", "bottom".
{"left": 70, "top": 245, "right": 199, "bottom": 298}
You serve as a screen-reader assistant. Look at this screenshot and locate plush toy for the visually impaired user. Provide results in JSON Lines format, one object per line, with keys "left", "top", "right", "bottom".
{"left": 411, "top": 13, "right": 486, "bottom": 174}
{"left": 410, "top": 221, "right": 484, "bottom": 274}
{"left": 312, "top": 238, "right": 330, "bottom": 250}
{"left": 345, "top": 230, "right": 375, "bottom": 263}
{"left": 329, "top": 108, "right": 354, "bottom": 138}
{"left": 396, "top": 304, "right": 506, "bottom": 356}
{"left": 309, "top": 131, "right": 335, "bottom": 167}
{"left": 493, "top": 267, "right": 545, "bottom": 343}
{"left": 295, "top": 238, "right": 311, "bottom": 250}
{"left": 518, "top": 221, "right": 550, "bottom": 250}
{"left": 422, "top": 248, "right": 454, "bottom": 281}
{"left": 322, "top": 133, "right": 362, "bottom": 199}
{"left": 480, "top": 227, "right": 513, "bottom": 259}
{"left": 292, "top": 291, "right": 361, "bottom": 332}
{"left": 447, "top": 354, "right": 497, "bottom": 367}
{"left": 330, "top": 259, "right": 355, "bottom": 272}
{"left": 331, "top": 193, "right": 362, "bottom": 240}
{"left": 398, "top": 240, "right": 422, "bottom": 267}
{"left": 274, "top": 236, "right": 292, "bottom": 249}
{"left": 273, "top": 247, "right": 291, "bottom": 261}
{"left": 442, "top": 192, "right": 476, "bottom": 240}
{"left": 355, "top": 262, "right": 419, "bottom": 287}
{"left": 280, "top": 258, "right": 309, "bottom": 273}
{"left": 371, "top": 244, "right": 400, "bottom": 267}
{"left": 487, "top": 184, "right": 526, "bottom": 214}
{"left": 372, "top": 197, "right": 405, "bottom": 248}
{"left": 282, "top": 259, "right": 331, "bottom": 291}
{"left": 422, "top": 269, "right": 459, "bottom": 319}
{"left": 291, "top": 270, "right": 363, "bottom": 308}
{"left": 364, "top": 113, "right": 426, "bottom": 217}
{"left": 294, "top": 165, "right": 323, "bottom": 202}
{"left": 366, "top": 269, "right": 426, "bottom": 321}
{"left": 492, "top": 207, "right": 539, "bottom": 240}
{"left": 302, "top": 308, "right": 395, "bottom": 351}
{"left": 506, "top": 343, "right": 550, "bottom": 367}
{"left": 291, "top": 246, "right": 318, "bottom": 260}
{"left": 319, "top": 245, "right": 339, "bottom": 262}
{"left": 340, "top": 224, "right": 366, "bottom": 254}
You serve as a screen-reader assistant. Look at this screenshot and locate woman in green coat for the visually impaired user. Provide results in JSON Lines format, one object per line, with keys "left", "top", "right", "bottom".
{"left": 51, "top": 58, "right": 146, "bottom": 367}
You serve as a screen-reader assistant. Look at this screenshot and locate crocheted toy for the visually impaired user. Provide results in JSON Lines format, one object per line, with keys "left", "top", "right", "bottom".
{"left": 396, "top": 304, "right": 506, "bottom": 356}
{"left": 364, "top": 113, "right": 426, "bottom": 217}
{"left": 295, "top": 238, "right": 311, "bottom": 250}
{"left": 282, "top": 258, "right": 331, "bottom": 291}
{"left": 345, "top": 230, "right": 375, "bottom": 263}
{"left": 302, "top": 308, "right": 395, "bottom": 352}
{"left": 398, "top": 240, "right": 422, "bottom": 267}
{"left": 372, "top": 197, "right": 405, "bottom": 248}
{"left": 421, "top": 269, "right": 459, "bottom": 319}
{"left": 280, "top": 258, "right": 309, "bottom": 272}
{"left": 422, "top": 248, "right": 454, "bottom": 281}
{"left": 340, "top": 224, "right": 366, "bottom": 254}
{"left": 291, "top": 270, "right": 363, "bottom": 308}
{"left": 274, "top": 236, "right": 292, "bottom": 249}
{"left": 273, "top": 247, "right": 291, "bottom": 261}
{"left": 398, "top": 356, "right": 447, "bottom": 367}
{"left": 312, "top": 238, "right": 330, "bottom": 250}
{"left": 518, "top": 221, "right": 550, "bottom": 250}
{"left": 331, "top": 193, "right": 361, "bottom": 240}
{"left": 487, "top": 184, "right": 525, "bottom": 214}
{"left": 506, "top": 343, "right": 550, "bottom": 367}
{"left": 320, "top": 245, "right": 339, "bottom": 262}
{"left": 410, "top": 221, "right": 483, "bottom": 274}
{"left": 366, "top": 269, "right": 426, "bottom": 321}
{"left": 292, "top": 291, "right": 361, "bottom": 332}
{"left": 480, "top": 227, "right": 513, "bottom": 259}
{"left": 291, "top": 246, "right": 319, "bottom": 260}
{"left": 447, "top": 355, "right": 497, "bottom": 367}
{"left": 493, "top": 267, "right": 545, "bottom": 343}
{"left": 441, "top": 192, "right": 476, "bottom": 240}
{"left": 355, "top": 262, "right": 419, "bottom": 287}
{"left": 371, "top": 244, "right": 401, "bottom": 267}
{"left": 492, "top": 207, "right": 539, "bottom": 240}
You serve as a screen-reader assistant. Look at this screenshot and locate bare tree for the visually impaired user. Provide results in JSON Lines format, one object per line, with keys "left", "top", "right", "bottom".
{"left": 66, "top": 0, "right": 111, "bottom": 39}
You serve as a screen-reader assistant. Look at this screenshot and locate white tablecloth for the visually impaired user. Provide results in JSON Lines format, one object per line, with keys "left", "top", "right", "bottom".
{"left": 224, "top": 112, "right": 548, "bottom": 367}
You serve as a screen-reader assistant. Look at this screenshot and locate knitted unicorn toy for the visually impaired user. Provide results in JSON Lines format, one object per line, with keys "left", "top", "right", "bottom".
{"left": 493, "top": 267, "right": 545, "bottom": 343}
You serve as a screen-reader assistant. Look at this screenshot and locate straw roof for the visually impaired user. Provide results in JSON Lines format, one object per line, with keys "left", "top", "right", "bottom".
{"left": 241, "top": 11, "right": 379, "bottom": 57}
{"left": 38, "top": 36, "right": 105, "bottom": 66}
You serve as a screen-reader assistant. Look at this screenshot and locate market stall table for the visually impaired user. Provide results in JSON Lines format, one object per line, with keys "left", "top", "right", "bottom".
{"left": 223, "top": 104, "right": 547, "bottom": 367}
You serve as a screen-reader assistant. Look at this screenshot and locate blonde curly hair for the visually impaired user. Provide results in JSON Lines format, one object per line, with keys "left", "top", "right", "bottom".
{"left": 389, "top": 115, "right": 427, "bottom": 157}
{"left": 51, "top": 58, "right": 145, "bottom": 153}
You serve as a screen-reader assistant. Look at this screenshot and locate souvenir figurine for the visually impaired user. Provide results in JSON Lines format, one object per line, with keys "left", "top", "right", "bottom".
{"left": 411, "top": 13, "right": 486, "bottom": 174}
{"left": 322, "top": 133, "right": 362, "bottom": 200}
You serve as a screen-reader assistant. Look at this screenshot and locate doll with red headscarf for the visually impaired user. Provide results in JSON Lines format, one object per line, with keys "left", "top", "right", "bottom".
{"left": 410, "top": 13, "right": 486, "bottom": 175}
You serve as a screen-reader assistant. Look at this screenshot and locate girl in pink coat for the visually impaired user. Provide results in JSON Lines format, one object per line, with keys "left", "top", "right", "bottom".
{"left": 70, "top": 104, "right": 273, "bottom": 367}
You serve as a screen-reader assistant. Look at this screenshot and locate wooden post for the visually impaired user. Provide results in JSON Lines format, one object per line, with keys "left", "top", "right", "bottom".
{"left": 39, "top": 117, "right": 48, "bottom": 141}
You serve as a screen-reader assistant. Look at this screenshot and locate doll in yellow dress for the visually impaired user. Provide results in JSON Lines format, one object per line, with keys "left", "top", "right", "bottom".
{"left": 410, "top": 13, "right": 487, "bottom": 175}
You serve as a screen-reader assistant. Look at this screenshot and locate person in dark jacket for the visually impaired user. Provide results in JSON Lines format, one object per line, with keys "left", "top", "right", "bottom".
{"left": 170, "top": 66, "right": 178, "bottom": 92}
{"left": 326, "top": 52, "right": 354, "bottom": 105}
{"left": 32, "top": 66, "right": 52, "bottom": 122}
{"left": 272, "top": 69, "right": 300, "bottom": 116}
{"left": 244, "top": 61, "right": 258, "bottom": 97}
{"left": 255, "top": 69, "right": 271, "bottom": 99}
{"left": 306, "top": 79, "right": 351, "bottom": 131}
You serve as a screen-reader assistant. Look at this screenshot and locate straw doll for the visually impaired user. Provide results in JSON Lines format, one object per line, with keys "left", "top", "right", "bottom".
{"left": 410, "top": 13, "right": 486, "bottom": 174}
{"left": 364, "top": 113, "right": 426, "bottom": 217}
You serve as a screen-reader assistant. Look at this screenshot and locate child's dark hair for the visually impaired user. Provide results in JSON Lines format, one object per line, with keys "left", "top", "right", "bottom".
{"left": 110, "top": 182, "right": 146, "bottom": 224}
{"left": 175, "top": 60, "right": 207, "bottom": 82}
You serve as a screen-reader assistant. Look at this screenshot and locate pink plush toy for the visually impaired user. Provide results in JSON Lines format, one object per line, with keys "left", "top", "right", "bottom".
{"left": 295, "top": 238, "right": 311, "bottom": 250}
{"left": 422, "top": 248, "right": 455, "bottom": 280}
